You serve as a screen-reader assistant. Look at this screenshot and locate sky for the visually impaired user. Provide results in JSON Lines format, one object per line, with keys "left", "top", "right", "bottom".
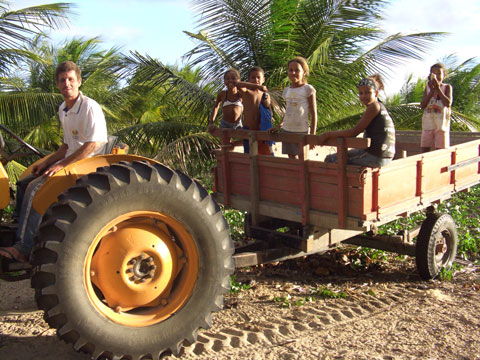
{"left": 11, "top": 0, "right": 480, "bottom": 95}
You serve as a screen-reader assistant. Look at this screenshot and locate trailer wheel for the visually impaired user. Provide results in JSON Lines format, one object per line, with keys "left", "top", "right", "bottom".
{"left": 31, "top": 161, "right": 234, "bottom": 360}
{"left": 415, "top": 213, "right": 457, "bottom": 280}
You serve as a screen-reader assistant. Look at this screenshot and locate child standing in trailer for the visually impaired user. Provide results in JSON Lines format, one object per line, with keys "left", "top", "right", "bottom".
{"left": 420, "top": 63, "right": 453, "bottom": 152}
{"left": 208, "top": 69, "right": 244, "bottom": 132}
{"left": 236, "top": 66, "right": 273, "bottom": 155}
{"left": 319, "top": 74, "right": 395, "bottom": 167}
{"left": 270, "top": 57, "right": 317, "bottom": 159}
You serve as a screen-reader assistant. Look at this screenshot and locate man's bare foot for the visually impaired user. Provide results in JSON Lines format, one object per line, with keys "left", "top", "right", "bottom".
{"left": 0, "top": 247, "right": 28, "bottom": 262}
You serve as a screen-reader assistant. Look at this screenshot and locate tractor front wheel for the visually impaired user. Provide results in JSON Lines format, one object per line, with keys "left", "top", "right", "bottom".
{"left": 31, "top": 161, "right": 234, "bottom": 359}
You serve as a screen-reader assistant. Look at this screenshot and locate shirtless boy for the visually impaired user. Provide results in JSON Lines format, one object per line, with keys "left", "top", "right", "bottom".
{"left": 236, "top": 67, "right": 273, "bottom": 154}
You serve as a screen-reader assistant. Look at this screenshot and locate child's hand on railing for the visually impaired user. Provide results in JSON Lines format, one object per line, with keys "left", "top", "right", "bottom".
{"left": 268, "top": 125, "right": 281, "bottom": 134}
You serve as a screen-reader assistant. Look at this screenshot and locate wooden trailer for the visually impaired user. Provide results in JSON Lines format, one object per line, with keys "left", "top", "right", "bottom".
{"left": 212, "top": 129, "right": 480, "bottom": 279}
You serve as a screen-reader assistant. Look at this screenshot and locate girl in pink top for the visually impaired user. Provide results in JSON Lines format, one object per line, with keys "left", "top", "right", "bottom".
{"left": 420, "top": 63, "right": 453, "bottom": 152}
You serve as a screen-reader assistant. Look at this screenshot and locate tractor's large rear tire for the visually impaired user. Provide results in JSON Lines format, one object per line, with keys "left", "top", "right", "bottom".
{"left": 31, "top": 161, "right": 234, "bottom": 360}
{"left": 415, "top": 213, "right": 457, "bottom": 280}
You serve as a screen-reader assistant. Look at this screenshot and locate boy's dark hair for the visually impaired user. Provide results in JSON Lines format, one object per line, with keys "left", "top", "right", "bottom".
{"left": 430, "top": 63, "right": 448, "bottom": 78}
{"left": 248, "top": 66, "right": 265, "bottom": 76}
{"left": 55, "top": 61, "right": 82, "bottom": 81}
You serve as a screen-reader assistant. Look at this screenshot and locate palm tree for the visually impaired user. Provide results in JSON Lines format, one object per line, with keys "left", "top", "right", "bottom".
{"left": 386, "top": 56, "right": 480, "bottom": 131}
{"left": 0, "top": 1, "right": 71, "bottom": 181}
{"left": 114, "top": 58, "right": 219, "bottom": 175}
{"left": 118, "top": 0, "right": 445, "bottom": 175}
{"left": 0, "top": 1, "right": 71, "bottom": 76}
{"left": 2, "top": 35, "right": 124, "bottom": 151}
{"left": 0, "top": 1, "right": 71, "bottom": 142}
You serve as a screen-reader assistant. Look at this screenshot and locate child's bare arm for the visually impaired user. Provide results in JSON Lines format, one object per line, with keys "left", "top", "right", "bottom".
{"left": 235, "top": 80, "right": 267, "bottom": 92}
{"left": 209, "top": 92, "right": 224, "bottom": 125}
{"left": 437, "top": 84, "right": 452, "bottom": 107}
{"left": 308, "top": 94, "right": 317, "bottom": 135}
{"left": 208, "top": 92, "right": 224, "bottom": 132}
{"left": 420, "top": 86, "right": 433, "bottom": 109}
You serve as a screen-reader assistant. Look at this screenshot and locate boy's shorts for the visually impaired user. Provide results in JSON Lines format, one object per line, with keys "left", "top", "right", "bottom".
{"left": 242, "top": 126, "right": 273, "bottom": 155}
{"left": 420, "top": 130, "right": 449, "bottom": 149}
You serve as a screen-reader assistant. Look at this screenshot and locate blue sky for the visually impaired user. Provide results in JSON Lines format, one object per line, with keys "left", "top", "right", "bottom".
{"left": 12, "top": 0, "right": 480, "bottom": 95}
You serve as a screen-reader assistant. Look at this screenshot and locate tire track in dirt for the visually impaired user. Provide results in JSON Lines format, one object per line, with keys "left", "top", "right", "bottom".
{"left": 172, "top": 283, "right": 421, "bottom": 359}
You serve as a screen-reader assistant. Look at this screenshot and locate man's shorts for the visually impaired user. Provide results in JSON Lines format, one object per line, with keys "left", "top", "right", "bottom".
{"left": 421, "top": 130, "right": 449, "bottom": 149}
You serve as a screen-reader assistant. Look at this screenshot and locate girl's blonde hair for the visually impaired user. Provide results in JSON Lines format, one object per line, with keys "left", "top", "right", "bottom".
{"left": 288, "top": 57, "right": 310, "bottom": 77}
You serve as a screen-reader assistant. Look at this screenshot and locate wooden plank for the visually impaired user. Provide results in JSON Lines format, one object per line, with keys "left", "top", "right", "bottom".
{"left": 248, "top": 133, "right": 260, "bottom": 225}
{"left": 336, "top": 138, "right": 348, "bottom": 228}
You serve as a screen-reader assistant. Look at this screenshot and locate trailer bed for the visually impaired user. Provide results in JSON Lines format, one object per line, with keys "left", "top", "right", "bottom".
{"left": 212, "top": 130, "right": 480, "bottom": 265}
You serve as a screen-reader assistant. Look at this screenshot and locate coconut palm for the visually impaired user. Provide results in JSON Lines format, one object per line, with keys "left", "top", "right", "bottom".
{"left": 386, "top": 56, "right": 480, "bottom": 131}
{"left": 0, "top": 1, "right": 70, "bottom": 76}
{"left": 118, "top": 0, "right": 445, "bottom": 175}
{"left": 2, "top": 35, "right": 124, "bottom": 151}
{"left": 0, "top": 1, "right": 71, "bottom": 152}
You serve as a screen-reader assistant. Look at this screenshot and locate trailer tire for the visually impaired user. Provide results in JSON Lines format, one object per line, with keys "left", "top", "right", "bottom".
{"left": 415, "top": 213, "right": 457, "bottom": 280}
{"left": 31, "top": 161, "right": 234, "bottom": 360}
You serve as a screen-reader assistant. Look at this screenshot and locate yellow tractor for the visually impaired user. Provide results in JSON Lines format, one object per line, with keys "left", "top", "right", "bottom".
{"left": 0, "top": 124, "right": 234, "bottom": 359}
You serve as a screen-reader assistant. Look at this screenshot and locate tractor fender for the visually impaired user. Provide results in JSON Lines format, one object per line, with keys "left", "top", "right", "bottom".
{"left": 0, "top": 163, "right": 10, "bottom": 209}
{"left": 32, "top": 154, "right": 158, "bottom": 215}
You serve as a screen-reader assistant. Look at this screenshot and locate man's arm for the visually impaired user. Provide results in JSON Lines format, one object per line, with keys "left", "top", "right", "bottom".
{"left": 42, "top": 141, "right": 103, "bottom": 177}
{"left": 32, "top": 144, "right": 68, "bottom": 175}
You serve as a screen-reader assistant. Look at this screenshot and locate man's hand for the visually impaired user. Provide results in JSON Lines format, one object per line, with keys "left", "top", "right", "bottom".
{"left": 42, "top": 163, "right": 64, "bottom": 177}
{"left": 32, "top": 162, "right": 47, "bottom": 176}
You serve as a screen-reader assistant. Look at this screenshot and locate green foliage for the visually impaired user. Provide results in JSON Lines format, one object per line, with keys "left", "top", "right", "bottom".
{"left": 438, "top": 185, "right": 480, "bottom": 260}
{"left": 311, "top": 287, "right": 348, "bottom": 299}
{"left": 1, "top": 204, "right": 14, "bottom": 223}
{"left": 379, "top": 184, "right": 480, "bottom": 262}
{"left": 222, "top": 207, "right": 246, "bottom": 242}
{"left": 389, "top": 56, "right": 480, "bottom": 130}
{"left": 273, "top": 295, "right": 292, "bottom": 308}
{"left": 273, "top": 286, "right": 347, "bottom": 308}
{"left": 229, "top": 275, "right": 251, "bottom": 294}
{"left": 438, "top": 263, "right": 462, "bottom": 281}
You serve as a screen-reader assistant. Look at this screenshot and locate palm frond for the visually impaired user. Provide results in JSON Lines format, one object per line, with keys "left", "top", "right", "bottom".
{"left": 114, "top": 120, "right": 207, "bottom": 157}
{"left": 155, "top": 132, "right": 219, "bottom": 176}
{"left": 0, "top": 92, "right": 62, "bottom": 131}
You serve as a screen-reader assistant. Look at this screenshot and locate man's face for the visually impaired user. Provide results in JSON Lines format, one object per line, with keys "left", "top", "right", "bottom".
{"left": 248, "top": 71, "right": 264, "bottom": 85}
{"left": 56, "top": 70, "right": 81, "bottom": 101}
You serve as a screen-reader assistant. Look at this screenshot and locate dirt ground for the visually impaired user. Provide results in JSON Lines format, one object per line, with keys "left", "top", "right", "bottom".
{"left": 1, "top": 250, "right": 479, "bottom": 360}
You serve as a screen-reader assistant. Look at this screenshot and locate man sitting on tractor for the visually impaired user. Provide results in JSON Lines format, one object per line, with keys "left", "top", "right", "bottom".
{"left": 0, "top": 60, "right": 108, "bottom": 263}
